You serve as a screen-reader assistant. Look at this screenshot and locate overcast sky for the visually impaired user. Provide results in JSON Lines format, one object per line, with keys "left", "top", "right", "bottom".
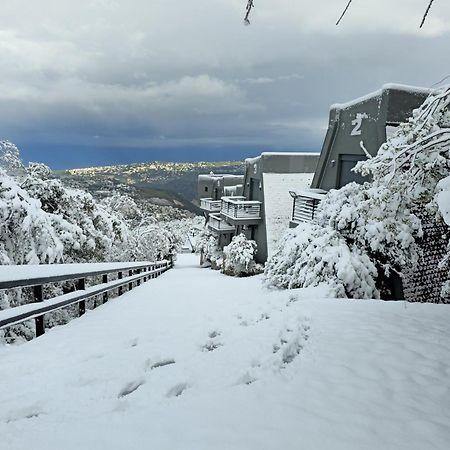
{"left": 1, "top": 0, "right": 450, "bottom": 168}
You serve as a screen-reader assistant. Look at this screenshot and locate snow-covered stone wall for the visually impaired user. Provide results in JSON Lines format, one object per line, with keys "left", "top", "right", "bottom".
{"left": 402, "top": 209, "right": 450, "bottom": 303}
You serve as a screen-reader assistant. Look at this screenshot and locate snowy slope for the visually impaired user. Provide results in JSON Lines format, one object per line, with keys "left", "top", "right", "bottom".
{"left": 263, "top": 172, "right": 314, "bottom": 257}
{"left": 1, "top": 254, "right": 450, "bottom": 450}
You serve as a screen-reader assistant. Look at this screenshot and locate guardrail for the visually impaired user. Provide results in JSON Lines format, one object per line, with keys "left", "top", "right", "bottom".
{"left": 0, "top": 260, "right": 172, "bottom": 339}
{"left": 208, "top": 213, "right": 235, "bottom": 233}
{"left": 220, "top": 196, "right": 261, "bottom": 220}
{"left": 290, "top": 189, "right": 327, "bottom": 224}
{"left": 200, "top": 198, "right": 222, "bottom": 212}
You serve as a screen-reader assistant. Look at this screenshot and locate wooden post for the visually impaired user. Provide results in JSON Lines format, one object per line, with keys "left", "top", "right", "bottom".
{"left": 118, "top": 272, "right": 123, "bottom": 296}
{"left": 34, "top": 285, "right": 45, "bottom": 337}
{"left": 129, "top": 270, "right": 133, "bottom": 291}
{"left": 78, "top": 278, "right": 86, "bottom": 316}
{"left": 137, "top": 269, "right": 141, "bottom": 286}
{"left": 102, "top": 274, "right": 108, "bottom": 303}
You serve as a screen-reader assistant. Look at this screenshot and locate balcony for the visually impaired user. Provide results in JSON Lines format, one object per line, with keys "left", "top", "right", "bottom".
{"left": 208, "top": 213, "right": 235, "bottom": 233}
{"left": 200, "top": 198, "right": 222, "bottom": 213}
{"left": 220, "top": 196, "right": 262, "bottom": 226}
{"left": 290, "top": 189, "right": 327, "bottom": 227}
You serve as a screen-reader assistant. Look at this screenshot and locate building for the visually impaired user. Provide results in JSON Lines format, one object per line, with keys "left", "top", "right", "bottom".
{"left": 199, "top": 152, "right": 319, "bottom": 263}
{"left": 290, "top": 84, "right": 430, "bottom": 227}
{"left": 288, "top": 84, "right": 449, "bottom": 302}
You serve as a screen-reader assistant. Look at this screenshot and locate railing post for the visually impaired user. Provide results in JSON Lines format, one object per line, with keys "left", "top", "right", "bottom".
{"left": 102, "top": 274, "right": 108, "bottom": 303}
{"left": 137, "top": 269, "right": 141, "bottom": 286}
{"left": 77, "top": 278, "right": 86, "bottom": 316}
{"left": 118, "top": 272, "right": 123, "bottom": 296}
{"left": 129, "top": 270, "right": 133, "bottom": 291}
{"left": 34, "top": 285, "right": 45, "bottom": 337}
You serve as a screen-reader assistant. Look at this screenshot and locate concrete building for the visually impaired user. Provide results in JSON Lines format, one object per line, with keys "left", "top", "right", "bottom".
{"left": 288, "top": 84, "right": 448, "bottom": 302}
{"left": 199, "top": 152, "right": 319, "bottom": 263}
{"left": 290, "top": 84, "right": 430, "bottom": 227}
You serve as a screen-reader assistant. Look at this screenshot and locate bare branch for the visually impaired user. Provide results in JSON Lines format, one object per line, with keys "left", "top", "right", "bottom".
{"left": 244, "top": 0, "right": 255, "bottom": 26}
{"left": 336, "top": 0, "right": 353, "bottom": 26}
{"left": 420, "top": 0, "right": 436, "bottom": 28}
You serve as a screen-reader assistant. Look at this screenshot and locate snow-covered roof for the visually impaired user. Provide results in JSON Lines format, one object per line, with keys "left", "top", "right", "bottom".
{"left": 330, "top": 83, "right": 431, "bottom": 111}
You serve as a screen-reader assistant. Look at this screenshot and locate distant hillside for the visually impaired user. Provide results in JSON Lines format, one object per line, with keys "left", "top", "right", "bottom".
{"left": 54, "top": 160, "right": 245, "bottom": 214}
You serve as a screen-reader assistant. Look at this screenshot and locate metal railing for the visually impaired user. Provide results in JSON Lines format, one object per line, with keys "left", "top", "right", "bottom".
{"left": 220, "top": 196, "right": 261, "bottom": 220}
{"left": 0, "top": 260, "right": 171, "bottom": 339}
{"left": 291, "top": 189, "right": 327, "bottom": 224}
{"left": 208, "top": 213, "right": 235, "bottom": 232}
{"left": 200, "top": 198, "right": 222, "bottom": 212}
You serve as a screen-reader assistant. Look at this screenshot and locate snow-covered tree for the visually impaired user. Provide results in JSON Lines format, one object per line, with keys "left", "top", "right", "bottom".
{"left": 22, "top": 163, "right": 128, "bottom": 263}
{"left": 195, "top": 228, "right": 223, "bottom": 268}
{"left": 222, "top": 233, "right": 262, "bottom": 277}
{"left": 0, "top": 141, "right": 25, "bottom": 175}
{"left": 0, "top": 168, "right": 64, "bottom": 265}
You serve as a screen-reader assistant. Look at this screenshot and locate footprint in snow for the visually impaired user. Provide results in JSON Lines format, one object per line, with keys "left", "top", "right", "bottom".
{"left": 202, "top": 340, "right": 223, "bottom": 352}
{"left": 166, "top": 382, "right": 189, "bottom": 398}
{"left": 148, "top": 359, "right": 176, "bottom": 370}
{"left": 208, "top": 330, "right": 221, "bottom": 339}
{"left": 118, "top": 379, "right": 145, "bottom": 398}
{"left": 4, "top": 404, "right": 45, "bottom": 423}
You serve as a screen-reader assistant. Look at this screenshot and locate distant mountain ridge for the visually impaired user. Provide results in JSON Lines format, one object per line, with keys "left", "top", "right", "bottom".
{"left": 55, "top": 160, "right": 245, "bottom": 213}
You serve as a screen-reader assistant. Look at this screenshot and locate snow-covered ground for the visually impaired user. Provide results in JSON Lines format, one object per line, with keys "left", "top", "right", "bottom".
{"left": 1, "top": 254, "right": 450, "bottom": 450}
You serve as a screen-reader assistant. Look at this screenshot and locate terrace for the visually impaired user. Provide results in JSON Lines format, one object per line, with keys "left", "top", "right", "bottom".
{"left": 199, "top": 198, "right": 222, "bottom": 213}
{"left": 220, "top": 196, "right": 262, "bottom": 226}
{"left": 208, "top": 213, "right": 236, "bottom": 233}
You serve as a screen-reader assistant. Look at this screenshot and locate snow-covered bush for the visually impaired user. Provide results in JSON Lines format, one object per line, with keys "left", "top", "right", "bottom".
{"left": 222, "top": 233, "right": 262, "bottom": 277}
{"left": 265, "top": 223, "right": 379, "bottom": 298}
{"left": 316, "top": 182, "right": 422, "bottom": 281}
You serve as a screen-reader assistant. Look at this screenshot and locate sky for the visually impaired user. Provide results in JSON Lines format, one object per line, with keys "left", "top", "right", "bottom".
{"left": 1, "top": 0, "right": 450, "bottom": 169}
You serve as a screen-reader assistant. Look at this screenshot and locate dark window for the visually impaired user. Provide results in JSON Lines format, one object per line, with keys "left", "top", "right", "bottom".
{"left": 204, "top": 186, "right": 208, "bottom": 192}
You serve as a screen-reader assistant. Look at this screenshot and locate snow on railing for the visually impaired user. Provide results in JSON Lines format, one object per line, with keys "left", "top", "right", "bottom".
{"left": 220, "top": 196, "right": 261, "bottom": 220}
{"left": 200, "top": 198, "right": 222, "bottom": 212}
{"left": 291, "top": 189, "right": 327, "bottom": 224}
{"left": 0, "top": 260, "right": 172, "bottom": 340}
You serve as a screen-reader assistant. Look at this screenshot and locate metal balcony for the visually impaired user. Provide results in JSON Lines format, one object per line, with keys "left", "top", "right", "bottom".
{"left": 220, "top": 196, "right": 262, "bottom": 226}
{"left": 290, "top": 189, "right": 327, "bottom": 227}
{"left": 208, "top": 213, "right": 236, "bottom": 233}
{"left": 200, "top": 198, "right": 222, "bottom": 213}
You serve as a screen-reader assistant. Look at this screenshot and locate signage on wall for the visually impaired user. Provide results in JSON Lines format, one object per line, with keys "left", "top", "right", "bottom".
{"left": 350, "top": 113, "right": 368, "bottom": 136}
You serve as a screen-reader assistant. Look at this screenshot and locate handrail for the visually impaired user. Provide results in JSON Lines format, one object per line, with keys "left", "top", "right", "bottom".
{"left": 0, "top": 261, "right": 168, "bottom": 290}
{"left": 0, "top": 260, "right": 172, "bottom": 339}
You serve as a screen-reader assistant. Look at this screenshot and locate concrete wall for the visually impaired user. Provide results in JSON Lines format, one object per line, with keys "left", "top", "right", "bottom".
{"left": 312, "top": 86, "right": 429, "bottom": 191}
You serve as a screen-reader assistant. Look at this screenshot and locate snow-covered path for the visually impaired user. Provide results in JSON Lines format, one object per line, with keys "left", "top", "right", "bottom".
{"left": 1, "top": 254, "right": 450, "bottom": 450}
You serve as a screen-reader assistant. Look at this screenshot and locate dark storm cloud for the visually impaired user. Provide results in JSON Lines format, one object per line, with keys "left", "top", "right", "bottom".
{"left": 0, "top": 0, "right": 450, "bottom": 167}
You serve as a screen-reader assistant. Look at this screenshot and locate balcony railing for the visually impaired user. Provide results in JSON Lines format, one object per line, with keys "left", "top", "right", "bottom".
{"left": 220, "top": 196, "right": 262, "bottom": 221}
{"left": 208, "top": 213, "right": 235, "bottom": 233}
{"left": 200, "top": 198, "right": 222, "bottom": 212}
{"left": 291, "top": 189, "right": 327, "bottom": 224}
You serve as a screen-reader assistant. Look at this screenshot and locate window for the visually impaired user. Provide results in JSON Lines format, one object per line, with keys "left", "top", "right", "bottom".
{"left": 204, "top": 186, "right": 208, "bottom": 192}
